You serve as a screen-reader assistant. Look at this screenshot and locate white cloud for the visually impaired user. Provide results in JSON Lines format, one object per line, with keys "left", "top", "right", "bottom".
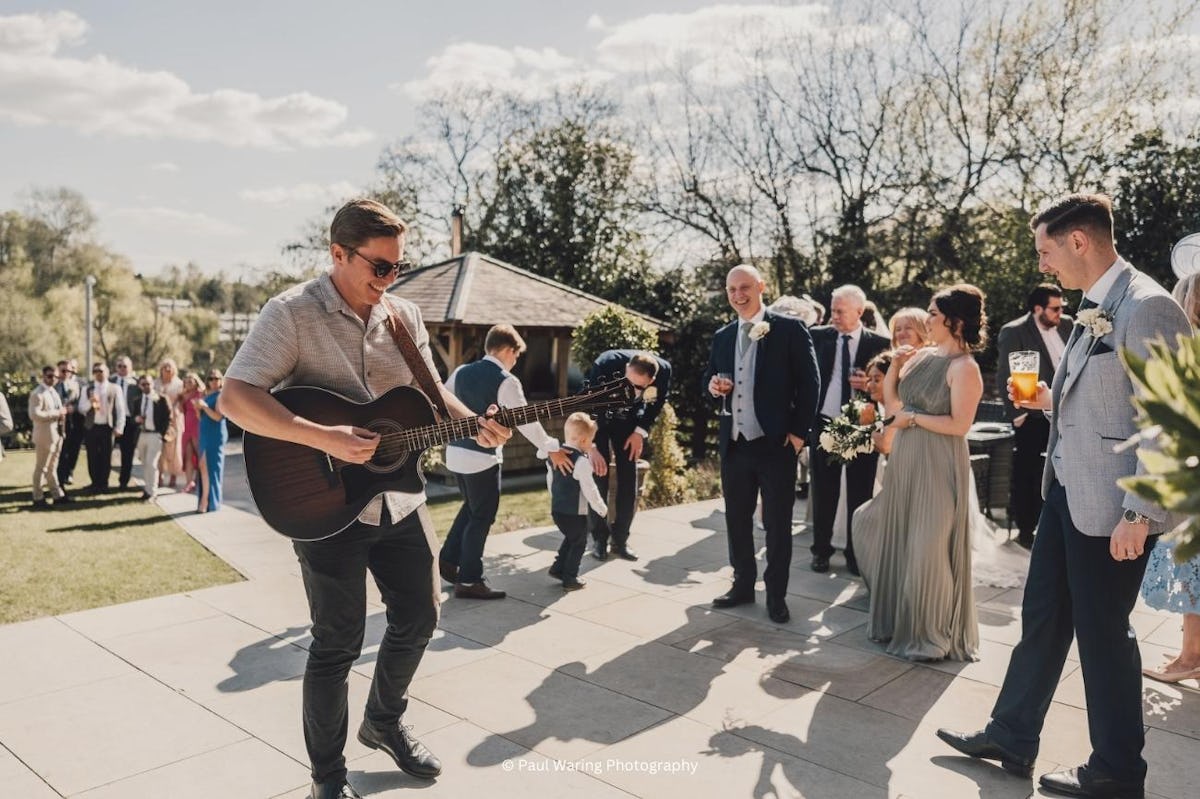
{"left": 239, "top": 181, "right": 361, "bottom": 206}
{"left": 149, "top": 161, "right": 179, "bottom": 173}
{"left": 0, "top": 11, "right": 373, "bottom": 149}
{"left": 400, "top": 41, "right": 612, "bottom": 100}
{"left": 109, "top": 206, "right": 244, "bottom": 237}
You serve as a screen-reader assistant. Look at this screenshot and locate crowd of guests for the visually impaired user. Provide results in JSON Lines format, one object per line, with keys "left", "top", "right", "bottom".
{"left": 20, "top": 356, "right": 228, "bottom": 513}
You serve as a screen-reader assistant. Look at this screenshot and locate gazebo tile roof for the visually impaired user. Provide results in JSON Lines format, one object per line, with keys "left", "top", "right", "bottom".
{"left": 388, "top": 252, "right": 664, "bottom": 330}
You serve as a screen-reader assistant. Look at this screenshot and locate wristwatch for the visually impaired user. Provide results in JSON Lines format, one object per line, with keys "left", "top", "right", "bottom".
{"left": 1122, "top": 509, "right": 1150, "bottom": 525}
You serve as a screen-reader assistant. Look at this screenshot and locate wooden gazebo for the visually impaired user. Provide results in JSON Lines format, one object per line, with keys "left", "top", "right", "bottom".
{"left": 389, "top": 251, "right": 667, "bottom": 399}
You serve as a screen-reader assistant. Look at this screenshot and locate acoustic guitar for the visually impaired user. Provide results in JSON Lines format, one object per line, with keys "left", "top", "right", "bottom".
{"left": 243, "top": 378, "right": 635, "bottom": 540}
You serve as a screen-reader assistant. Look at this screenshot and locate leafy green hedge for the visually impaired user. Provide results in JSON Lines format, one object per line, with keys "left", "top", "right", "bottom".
{"left": 1, "top": 373, "right": 35, "bottom": 450}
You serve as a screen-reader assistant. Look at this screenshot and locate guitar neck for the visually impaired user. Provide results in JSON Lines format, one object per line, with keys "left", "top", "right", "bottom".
{"left": 404, "top": 394, "right": 600, "bottom": 449}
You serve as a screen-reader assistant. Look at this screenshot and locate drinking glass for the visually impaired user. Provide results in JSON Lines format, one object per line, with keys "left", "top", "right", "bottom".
{"left": 1008, "top": 350, "right": 1040, "bottom": 404}
{"left": 716, "top": 372, "right": 733, "bottom": 416}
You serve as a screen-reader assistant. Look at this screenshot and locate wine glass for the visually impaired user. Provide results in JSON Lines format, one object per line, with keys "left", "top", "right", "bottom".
{"left": 716, "top": 372, "right": 734, "bottom": 416}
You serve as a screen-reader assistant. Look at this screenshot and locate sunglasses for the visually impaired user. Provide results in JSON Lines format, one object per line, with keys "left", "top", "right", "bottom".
{"left": 207, "top": 376, "right": 221, "bottom": 382}
{"left": 346, "top": 247, "right": 412, "bottom": 279}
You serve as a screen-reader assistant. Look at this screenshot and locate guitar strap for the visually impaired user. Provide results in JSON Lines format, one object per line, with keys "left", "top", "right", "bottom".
{"left": 384, "top": 303, "right": 450, "bottom": 421}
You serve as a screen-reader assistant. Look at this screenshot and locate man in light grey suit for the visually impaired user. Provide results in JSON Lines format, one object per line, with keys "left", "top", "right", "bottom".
{"left": 996, "top": 283, "right": 1074, "bottom": 548}
{"left": 938, "top": 194, "right": 1191, "bottom": 798}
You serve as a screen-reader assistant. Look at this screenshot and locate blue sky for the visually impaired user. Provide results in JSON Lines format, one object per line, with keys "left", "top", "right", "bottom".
{"left": 0, "top": 0, "right": 759, "bottom": 277}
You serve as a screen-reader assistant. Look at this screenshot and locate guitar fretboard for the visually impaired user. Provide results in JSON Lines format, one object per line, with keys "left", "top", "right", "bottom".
{"left": 372, "top": 386, "right": 626, "bottom": 459}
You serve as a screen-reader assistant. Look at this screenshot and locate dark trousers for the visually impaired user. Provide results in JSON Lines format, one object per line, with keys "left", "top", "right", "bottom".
{"left": 293, "top": 505, "right": 438, "bottom": 785}
{"left": 589, "top": 420, "right": 639, "bottom": 552}
{"left": 58, "top": 412, "right": 86, "bottom": 484}
{"left": 439, "top": 465, "right": 501, "bottom": 584}
{"left": 552, "top": 513, "right": 589, "bottom": 581}
{"left": 118, "top": 422, "right": 140, "bottom": 487}
{"left": 721, "top": 436, "right": 798, "bottom": 601}
{"left": 809, "top": 416, "right": 879, "bottom": 562}
{"left": 987, "top": 481, "right": 1155, "bottom": 783}
{"left": 84, "top": 424, "right": 114, "bottom": 489}
{"left": 1010, "top": 414, "right": 1050, "bottom": 539}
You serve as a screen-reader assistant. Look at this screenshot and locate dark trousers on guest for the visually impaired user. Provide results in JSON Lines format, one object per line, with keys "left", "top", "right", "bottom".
{"left": 293, "top": 505, "right": 438, "bottom": 785}
{"left": 589, "top": 420, "right": 639, "bottom": 553}
{"left": 118, "top": 421, "right": 140, "bottom": 487}
{"left": 58, "top": 412, "right": 86, "bottom": 485}
{"left": 1010, "top": 414, "right": 1050, "bottom": 542}
{"left": 439, "top": 465, "right": 501, "bottom": 584}
{"left": 84, "top": 424, "right": 114, "bottom": 489}
{"left": 986, "top": 481, "right": 1155, "bottom": 784}
{"left": 552, "top": 513, "right": 589, "bottom": 581}
{"left": 721, "top": 436, "right": 798, "bottom": 602}
{"left": 808, "top": 416, "right": 879, "bottom": 563}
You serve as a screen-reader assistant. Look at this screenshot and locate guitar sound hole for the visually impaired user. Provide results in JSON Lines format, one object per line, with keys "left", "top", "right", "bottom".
{"left": 365, "top": 419, "right": 408, "bottom": 474}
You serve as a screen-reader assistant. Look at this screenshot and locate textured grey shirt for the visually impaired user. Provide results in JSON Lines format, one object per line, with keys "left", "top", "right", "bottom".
{"left": 226, "top": 273, "right": 441, "bottom": 525}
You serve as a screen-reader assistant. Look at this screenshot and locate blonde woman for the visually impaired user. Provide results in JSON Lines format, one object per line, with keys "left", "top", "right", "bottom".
{"left": 1140, "top": 271, "right": 1200, "bottom": 683}
{"left": 153, "top": 359, "right": 184, "bottom": 488}
{"left": 178, "top": 372, "right": 204, "bottom": 493}
{"left": 889, "top": 307, "right": 931, "bottom": 349}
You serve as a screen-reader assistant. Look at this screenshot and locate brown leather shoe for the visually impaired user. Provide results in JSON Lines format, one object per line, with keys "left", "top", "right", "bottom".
{"left": 454, "top": 581, "right": 506, "bottom": 600}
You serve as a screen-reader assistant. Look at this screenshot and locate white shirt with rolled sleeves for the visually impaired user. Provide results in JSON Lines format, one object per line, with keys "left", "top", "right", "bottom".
{"left": 226, "top": 273, "right": 440, "bottom": 526}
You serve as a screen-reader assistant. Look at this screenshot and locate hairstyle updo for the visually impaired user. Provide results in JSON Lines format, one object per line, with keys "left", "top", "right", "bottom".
{"left": 932, "top": 284, "right": 988, "bottom": 352}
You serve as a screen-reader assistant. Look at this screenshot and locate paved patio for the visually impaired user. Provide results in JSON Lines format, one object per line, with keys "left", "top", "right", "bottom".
{"left": 1, "top": 449, "right": 1197, "bottom": 798}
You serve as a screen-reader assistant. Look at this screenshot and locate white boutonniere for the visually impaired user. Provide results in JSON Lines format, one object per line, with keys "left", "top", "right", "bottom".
{"left": 749, "top": 321, "right": 770, "bottom": 340}
{"left": 1076, "top": 307, "right": 1114, "bottom": 339}
{"left": 641, "top": 386, "right": 658, "bottom": 403}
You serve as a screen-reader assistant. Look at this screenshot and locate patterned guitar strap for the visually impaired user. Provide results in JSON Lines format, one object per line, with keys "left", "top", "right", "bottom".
{"left": 384, "top": 304, "right": 450, "bottom": 421}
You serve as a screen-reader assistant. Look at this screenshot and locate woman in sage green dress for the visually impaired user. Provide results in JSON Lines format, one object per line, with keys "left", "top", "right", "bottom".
{"left": 854, "top": 284, "right": 988, "bottom": 661}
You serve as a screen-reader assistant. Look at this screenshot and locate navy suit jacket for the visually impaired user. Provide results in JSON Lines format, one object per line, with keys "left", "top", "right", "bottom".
{"left": 588, "top": 349, "right": 672, "bottom": 431}
{"left": 704, "top": 311, "right": 820, "bottom": 457}
{"left": 810, "top": 325, "right": 892, "bottom": 415}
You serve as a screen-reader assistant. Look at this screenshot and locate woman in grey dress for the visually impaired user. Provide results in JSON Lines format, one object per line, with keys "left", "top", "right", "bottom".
{"left": 854, "top": 285, "right": 987, "bottom": 661}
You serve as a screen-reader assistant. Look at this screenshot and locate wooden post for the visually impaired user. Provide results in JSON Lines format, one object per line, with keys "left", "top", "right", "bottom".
{"left": 555, "top": 332, "right": 570, "bottom": 397}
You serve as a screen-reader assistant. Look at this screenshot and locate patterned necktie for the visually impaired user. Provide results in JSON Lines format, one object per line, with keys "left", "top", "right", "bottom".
{"left": 840, "top": 334, "right": 852, "bottom": 406}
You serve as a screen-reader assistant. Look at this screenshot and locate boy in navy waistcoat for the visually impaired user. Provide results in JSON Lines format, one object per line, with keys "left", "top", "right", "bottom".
{"left": 547, "top": 413, "right": 608, "bottom": 590}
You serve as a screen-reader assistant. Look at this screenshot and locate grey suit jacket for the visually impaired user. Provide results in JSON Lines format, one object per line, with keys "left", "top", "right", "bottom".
{"left": 995, "top": 312, "right": 1073, "bottom": 421}
{"left": 1043, "top": 259, "right": 1191, "bottom": 536}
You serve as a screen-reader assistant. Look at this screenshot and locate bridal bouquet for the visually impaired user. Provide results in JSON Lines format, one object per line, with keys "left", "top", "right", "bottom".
{"left": 819, "top": 396, "right": 886, "bottom": 464}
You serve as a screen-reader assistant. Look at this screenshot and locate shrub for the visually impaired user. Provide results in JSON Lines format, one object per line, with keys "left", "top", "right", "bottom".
{"left": 571, "top": 305, "right": 658, "bottom": 369}
{"left": 643, "top": 402, "right": 689, "bottom": 508}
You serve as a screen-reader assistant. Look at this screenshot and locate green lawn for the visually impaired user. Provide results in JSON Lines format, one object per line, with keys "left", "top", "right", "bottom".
{"left": 426, "top": 484, "right": 555, "bottom": 537}
{"left": 0, "top": 450, "right": 242, "bottom": 624}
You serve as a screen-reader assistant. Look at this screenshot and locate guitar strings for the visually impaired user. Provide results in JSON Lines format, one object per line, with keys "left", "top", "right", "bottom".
{"left": 366, "top": 390, "right": 623, "bottom": 461}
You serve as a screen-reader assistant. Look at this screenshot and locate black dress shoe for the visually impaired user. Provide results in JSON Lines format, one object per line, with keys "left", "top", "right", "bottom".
{"left": 811, "top": 555, "right": 830, "bottom": 573}
{"left": 438, "top": 560, "right": 459, "bottom": 584}
{"left": 935, "top": 728, "right": 1034, "bottom": 777}
{"left": 548, "top": 563, "right": 563, "bottom": 579}
{"left": 712, "top": 590, "right": 755, "bottom": 609}
{"left": 562, "top": 578, "right": 587, "bottom": 591}
{"left": 611, "top": 546, "right": 638, "bottom": 561}
{"left": 357, "top": 721, "right": 442, "bottom": 779}
{"left": 31, "top": 499, "right": 50, "bottom": 510}
{"left": 1016, "top": 534, "right": 1034, "bottom": 551}
{"left": 1039, "top": 766, "right": 1144, "bottom": 798}
{"left": 310, "top": 779, "right": 363, "bottom": 799}
{"left": 767, "top": 599, "right": 790, "bottom": 623}
{"left": 590, "top": 545, "right": 607, "bottom": 561}
{"left": 453, "top": 581, "right": 506, "bottom": 600}
{"left": 55, "top": 493, "right": 73, "bottom": 504}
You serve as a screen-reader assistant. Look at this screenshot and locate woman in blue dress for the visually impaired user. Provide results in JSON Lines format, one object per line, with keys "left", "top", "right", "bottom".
{"left": 1140, "top": 272, "right": 1200, "bottom": 683}
{"left": 194, "top": 368, "right": 228, "bottom": 513}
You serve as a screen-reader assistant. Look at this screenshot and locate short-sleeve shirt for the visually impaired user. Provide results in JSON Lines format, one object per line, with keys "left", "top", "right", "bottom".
{"left": 226, "top": 272, "right": 441, "bottom": 526}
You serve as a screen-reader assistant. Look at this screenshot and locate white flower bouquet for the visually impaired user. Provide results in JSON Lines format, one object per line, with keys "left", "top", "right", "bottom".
{"left": 818, "top": 396, "right": 887, "bottom": 464}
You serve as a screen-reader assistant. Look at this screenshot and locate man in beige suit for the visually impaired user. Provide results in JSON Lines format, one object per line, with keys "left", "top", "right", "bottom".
{"left": 30, "top": 365, "right": 71, "bottom": 508}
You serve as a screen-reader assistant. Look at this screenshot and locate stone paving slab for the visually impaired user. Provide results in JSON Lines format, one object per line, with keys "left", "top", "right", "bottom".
{"left": 1, "top": 451, "right": 1196, "bottom": 798}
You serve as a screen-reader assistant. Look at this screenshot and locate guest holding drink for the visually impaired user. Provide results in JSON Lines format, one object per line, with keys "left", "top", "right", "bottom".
{"left": 995, "top": 284, "right": 1073, "bottom": 549}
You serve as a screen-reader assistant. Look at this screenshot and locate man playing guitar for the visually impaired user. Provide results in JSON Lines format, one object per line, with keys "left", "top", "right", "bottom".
{"left": 222, "top": 199, "right": 511, "bottom": 799}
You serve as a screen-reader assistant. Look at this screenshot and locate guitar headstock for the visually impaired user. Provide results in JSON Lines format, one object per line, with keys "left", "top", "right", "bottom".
{"left": 575, "top": 376, "right": 637, "bottom": 412}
